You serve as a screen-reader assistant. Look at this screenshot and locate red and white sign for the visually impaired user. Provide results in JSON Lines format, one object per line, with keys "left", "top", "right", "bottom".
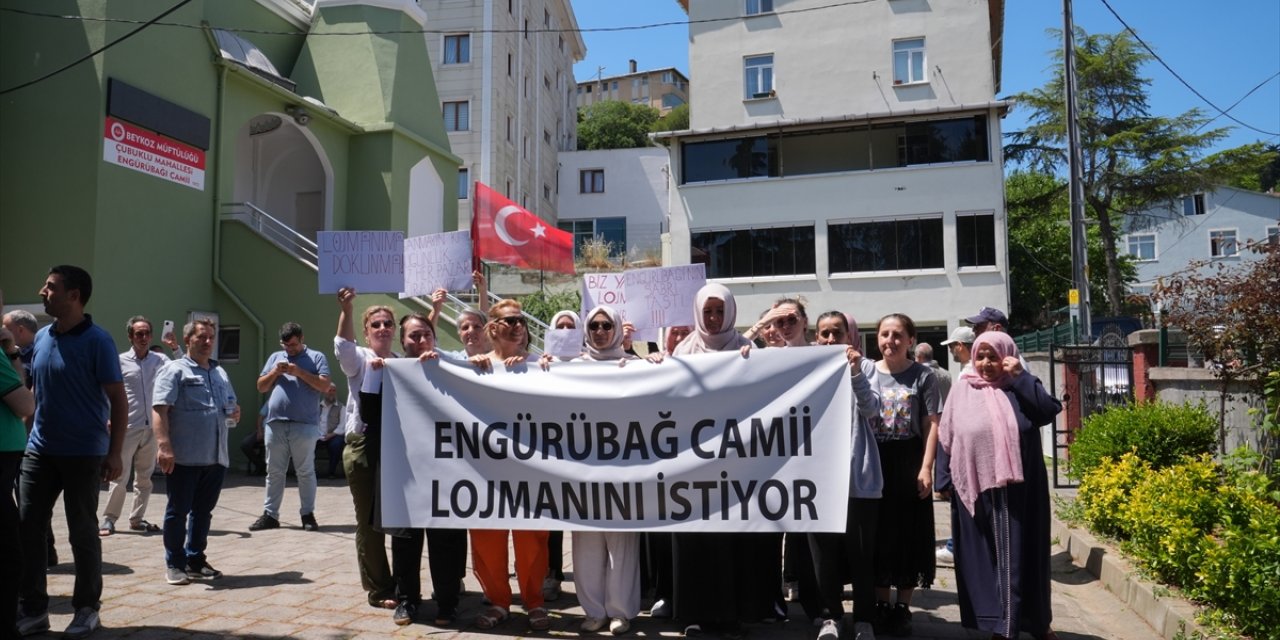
{"left": 102, "top": 116, "right": 206, "bottom": 191}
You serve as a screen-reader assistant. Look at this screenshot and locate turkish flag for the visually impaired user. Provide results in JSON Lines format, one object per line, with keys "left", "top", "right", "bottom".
{"left": 472, "top": 182, "right": 576, "bottom": 274}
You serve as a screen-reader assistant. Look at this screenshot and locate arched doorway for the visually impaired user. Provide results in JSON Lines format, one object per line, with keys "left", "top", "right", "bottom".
{"left": 233, "top": 113, "right": 332, "bottom": 242}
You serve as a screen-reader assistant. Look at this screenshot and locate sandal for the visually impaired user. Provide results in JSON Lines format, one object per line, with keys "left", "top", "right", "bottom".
{"left": 528, "top": 607, "right": 551, "bottom": 631}
{"left": 369, "top": 597, "right": 398, "bottom": 610}
{"left": 98, "top": 519, "right": 115, "bottom": 537}
{"left": 474, "top": 605, "right": 508, "bottom": 630}
{"left": 130, "top": 520, "right": 160, "bottom": 533}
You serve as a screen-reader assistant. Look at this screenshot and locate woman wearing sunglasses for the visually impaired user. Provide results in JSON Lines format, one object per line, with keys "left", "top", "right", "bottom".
{"left": 569, "top": 305, "right": 642, "bottom": 634}
{"left": 467, "top": 299, "right": 552, "bottom": 632}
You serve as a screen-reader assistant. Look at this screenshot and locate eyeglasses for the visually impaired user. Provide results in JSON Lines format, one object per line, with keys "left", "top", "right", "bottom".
{"left": 369, "top": 320, "right": 394, "bottom": 329}
{"left": 496, "top": 316, "right": 527, "bottom": 327}
{"left": 588, "top": 321, "right": 614, "bottom": 332}
{"left": 774, "top": 315, "right": 799, "bottom": 328}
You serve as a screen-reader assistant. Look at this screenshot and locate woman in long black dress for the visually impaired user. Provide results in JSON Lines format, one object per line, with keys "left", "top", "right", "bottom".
{"left": 936, "top": 332, "right": 1062, "bottom": 640}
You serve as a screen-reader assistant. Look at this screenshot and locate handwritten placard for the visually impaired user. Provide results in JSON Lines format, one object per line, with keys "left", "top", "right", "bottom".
{"left": 400, "top": 230, "right": 473, "bottom": 298}
{"left": 581, "top": 273, "right": 658, "bottom": 343}
{"left": 621, "top": 264, "right": 705, "bottom": 331}
{"left": 317, "top": 231, "right": 405, "bottom": 294}
{"left": 543, "top": 328, "right": 584, "bottom": 359}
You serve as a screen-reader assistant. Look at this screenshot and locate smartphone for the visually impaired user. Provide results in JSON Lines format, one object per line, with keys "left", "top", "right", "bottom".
{"left": 162, "top": 320, "right": 175, "bottom": 343}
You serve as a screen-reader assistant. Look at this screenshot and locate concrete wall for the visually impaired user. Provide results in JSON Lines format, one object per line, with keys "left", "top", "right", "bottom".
{"left": 557, "top": 148, "right": 669, "bottom": 260}
{"left": 1149, "top": 367, "right": 1267, "bottom": 455}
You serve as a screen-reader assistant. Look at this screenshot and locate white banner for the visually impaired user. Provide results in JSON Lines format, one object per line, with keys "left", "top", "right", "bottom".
{"left": 400, "top": 230, "right": 473, "bottom": 298}
{"left": 380, "top": 346, "right": 853, "bottom": 532}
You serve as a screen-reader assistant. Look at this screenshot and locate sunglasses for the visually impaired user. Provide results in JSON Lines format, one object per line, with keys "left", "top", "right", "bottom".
{"left": 774, "top": 315, "right": 799, "bottom": 328}
{"left": 369, "top": 320, "right": 394, "bottom": 329}
{"left": 496, "top": 316, "right": 527, "bottom": 327}
{"left": 588, "top": 321, "right": 614, "bottom": 332}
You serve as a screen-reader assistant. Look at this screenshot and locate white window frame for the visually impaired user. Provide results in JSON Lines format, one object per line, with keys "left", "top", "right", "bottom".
{"left": 1125, "top": 233, "right": 1157, "bottom": 262}
{"left": 442, "top": 34, "right": 470, "bottom": 65}
{"left": 745, "top": 0, "right": 774, "bottom": 15}
{"left": 442, "top": 100, "right": 469, "bottom": 132}
{"left": 743, "top": 53, "right": 775, "bottom": 99}
{"left": 892, "top": 38, "right": 927, "bottom": 85}
{"left": 1182, "top": 193, "right": 1207, "bottom": 216}
{"left": 1209, "top": 228, "right": 1239, "bottom": 258}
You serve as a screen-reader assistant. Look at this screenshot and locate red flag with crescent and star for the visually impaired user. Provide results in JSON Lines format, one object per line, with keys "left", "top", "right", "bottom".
{"left": 471, "top": 182, "right": 576, "bottom": 274}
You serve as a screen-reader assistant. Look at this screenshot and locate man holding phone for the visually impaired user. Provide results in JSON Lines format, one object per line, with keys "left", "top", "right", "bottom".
{"left": 249, "top": 322, "right": 330, "bottom": 532}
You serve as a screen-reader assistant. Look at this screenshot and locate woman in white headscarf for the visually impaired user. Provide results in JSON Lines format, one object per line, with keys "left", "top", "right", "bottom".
{"left": 671, "top": 283, "right": 751, "bottom": 356}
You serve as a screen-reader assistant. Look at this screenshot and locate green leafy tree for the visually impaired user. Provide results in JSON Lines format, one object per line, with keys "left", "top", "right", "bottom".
{"left": 1005, "top": 171, "right": 1134, "bottom": 330}
{"left": 652, "top": 103, "right": 689, "bottom": 133}
{"left": 1209, "top": 141, "right": 1280, "bottom": 192}
{"left": 1005, "top": 29, "right": 1262, "bottom": 314}
{"left": 576, "top": 101, "right": 660, "bottom": 150}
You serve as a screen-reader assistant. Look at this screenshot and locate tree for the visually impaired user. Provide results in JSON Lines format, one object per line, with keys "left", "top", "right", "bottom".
{"left": 1210, "top": 142, "right": 1280, "bottom": 192}
{"left": 576, "top": 101, "right": 660, "bottom": 150}
{"left": 1005, "top": 171, "right": 1134, "bottom": 331}
{"left": 652, "top": 103, "right": 689, "bottom": 134}
{"left": 1005, "top": 29, "right": 1260, "bottom": 315}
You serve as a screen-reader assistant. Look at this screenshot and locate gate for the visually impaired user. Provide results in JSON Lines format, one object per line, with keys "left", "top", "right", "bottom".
{"left": 1048, "top": 324, "right": 1134, "bottom": 488}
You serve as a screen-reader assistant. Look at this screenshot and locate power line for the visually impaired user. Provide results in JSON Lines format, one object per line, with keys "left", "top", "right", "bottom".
{"left": 0, "top": 0, "right": 196, "bottom": 96}
{"left": 0, "top": 0, "right": 877, "bottom": 37}
{"left": 1195, "top": 72, "right": 1280, "bottom": 133}
{"left": 1096, "top": 0, "right": 1280, "bottom": 137}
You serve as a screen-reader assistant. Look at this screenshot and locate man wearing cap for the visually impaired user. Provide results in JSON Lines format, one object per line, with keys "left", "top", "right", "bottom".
{"left": 964, "top": 306, "right": 1008, "bottom": 335}
{"left": 941, "top": 326, "right": 975, "bottom": 374}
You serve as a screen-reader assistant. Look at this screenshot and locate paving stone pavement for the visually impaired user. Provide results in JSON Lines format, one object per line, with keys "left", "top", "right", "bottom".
{"left": 24, "top": 472, "right": 1163, "bottom": 640}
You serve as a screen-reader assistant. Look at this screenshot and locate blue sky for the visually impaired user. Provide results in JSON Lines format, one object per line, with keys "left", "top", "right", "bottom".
{"left": 571, "top": 0, "right": 1280, "bottom": 156}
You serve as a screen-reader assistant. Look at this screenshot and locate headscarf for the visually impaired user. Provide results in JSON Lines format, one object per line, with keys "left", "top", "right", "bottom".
{"left": 664, "top": 325, "right": 692, "bottom": 355}
{"left": 579, "top": 305, "right": 630, "bottom": 361}
{"left": 673, "top": 283, "right": 751, "bottom": 355}
{"left": 938, "top": 331, "right": 1023, "bottom": 516}
{"left": 550, "top": 310, "right": 580, "bottom": 330}
{"left": 844, "top": 313, "right": 862, "bottom": 351}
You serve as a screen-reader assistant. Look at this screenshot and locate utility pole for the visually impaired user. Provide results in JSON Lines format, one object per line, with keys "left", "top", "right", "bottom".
{"left": 1063, "top": 0, "right": 1092, "bottom": 343}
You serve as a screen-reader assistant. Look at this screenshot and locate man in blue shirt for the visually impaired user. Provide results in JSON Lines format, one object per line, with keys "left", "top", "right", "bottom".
{"left": 153, "top": 319, "right": 238, "bottom": 586}
{"left": 250, "top": 322, "right": 330, "bottom": 532}
{"left": 17, "top": 265, "right": 128, "bottom": 639}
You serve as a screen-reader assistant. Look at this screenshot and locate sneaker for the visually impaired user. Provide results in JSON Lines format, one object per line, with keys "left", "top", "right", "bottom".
{"left": 301, "top": 513, "right": 319, "bottom": 532}
{"left": 889, "top": 603, "right": 911, "bottom": 637}
{"left": 165, "top": 566, "right": 191, "bottom": 585}
{"left": 63, "top": 607, "right": 100, "bottom": 640}
{"left": 609, "top": 617, "right": 631, "bottom": 635}
{"left": 648, "top": 598, "right": 672, "bottom": 619}
{"left": 248, "top": 512, "right": 279, "bottom": 531}
{"left": 935, "top": 545, "right": 954, "bottom": 565}
{"left": 581, "top": 617, "right": 606, "bottom": 632}
{"left": 393, "top": 601, "right": 417, "bottom": 626}
{"left": 16, "top": 610, "right": 49, "bottom": 636}
{"left": 682, "top": 624, "right": 703, "bottom": 637}
{"left": 853, "top": 621, "right": 876, "bottom": 640}
{"left": 187, "top": 561, "right": 223, "bottom": 580}
{"left": 541, "top": 576, "right": 561, "bottom": 601}
{"left": 818, "top": 619, "right": 840, "bottom": 640}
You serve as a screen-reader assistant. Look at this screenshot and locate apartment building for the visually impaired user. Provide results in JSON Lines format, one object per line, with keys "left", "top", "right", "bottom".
{"left": 576, "top": 60, "right": 690, "bottom": 115}
{"left": 421, "top": 0, "right": 587, "bottom": 229}
{"left": 659, "top": 0, "right": 1010, "bottom": 356}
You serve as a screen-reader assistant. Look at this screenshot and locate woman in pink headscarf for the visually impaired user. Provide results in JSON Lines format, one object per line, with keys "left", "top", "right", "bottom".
{"left": 936, "top": 332, "right": 1062, "bottom": 640}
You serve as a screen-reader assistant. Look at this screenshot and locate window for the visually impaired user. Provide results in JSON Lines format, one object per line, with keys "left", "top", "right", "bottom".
{"left": 457, "top": 168, "right": 469, "bottom": 199}
{"left": 507, "top": 0, "right": 512, "bottom": 13}
{"left": 524, "top": 75, "right": 529, "bottom": 97}
{"left": 543, "top": 129, "right": 551, "bottom": 145}
{"left": 956, "top": 212, "right": 997, "bottom": 267}
{"left": 580, "top": 169, "right": 604, "bottom": 193}
{"left": 523, "top": 19, "right": 528, "bottom": 39}
{"left": 543, "top": 184, "right": 551, "bottom": 201}
{"left": 1209, "top": 229, "right": 1238, "bottom": 258}
{"left": 893, "top": 38, "right": 926, "bottom": 84}
{"left": 828, "top": 217, "right": 944, "bottom": 272}
{"left": 1182, "top": 193, "right": 1206, "bottom": 216}
{"left": 506, "top": 180, "right": 512, "bottom": 197}
{"left": 559, "top": 218, "right": 627, "bottom": 257}
{"left": 559, "top": 35, "right": 564, "bottom": 52}
{"left": 1125, "top": 233, "right": 1156, "bottom": 262}
{"left": 1268, "top": 226, "right": 1279, "bottom": 247}
{"left": 217, "top": 326, "right": 240, "bottom": 364}
{"left": 506, "top": 116, "right": 512, "bottom": 142}
{"left": 442, "top": 101, "right": 469, "bottom": 131}
{"left": 744, "top": 54, "right": 774, "bottom": 99}
{"left": 544, "top": 75, "right": 551, "bottom": 90}
{"left": 522, "top": 136, "right": 528, "bottom": 159}
{"left": 544, "top": 9, "right": 550, "bottom": 27}
{"left": 746, "top": 0, "right": 774, "bottom": 15}
{"left": 443, "top": 34, "right": 470, "bottom": 64}
{"left": 507, "top": 53, "right": 513, "bottom": 77}
{"left": 682, "top": 136, "right": 777, "bottom": 183}
{"left": 692, "top": 225, "right": 816, "bottom": 278}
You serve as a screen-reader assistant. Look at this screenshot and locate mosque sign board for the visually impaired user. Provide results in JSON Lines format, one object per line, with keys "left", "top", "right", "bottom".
{"left": 102, "top": 117, "right": 206, "bottom": 191}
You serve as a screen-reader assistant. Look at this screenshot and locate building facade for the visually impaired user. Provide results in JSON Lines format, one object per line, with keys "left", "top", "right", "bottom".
{"left": 576, "top": 61, "right": 690, "bottom": 115}
{"left": 0, "top": 0, "right": 462, "bottom": 463}
{"left": 1122, "top": 186, "right": 1280, "bottom": 295}
{"left": 556, "top": 148, "right": 670, "bottom": 265}
{"left": 420, "top": 0, "right": 586, "bottom": 230}
{"left": 659, "top": 0, "right": 1010, "bottom": 357}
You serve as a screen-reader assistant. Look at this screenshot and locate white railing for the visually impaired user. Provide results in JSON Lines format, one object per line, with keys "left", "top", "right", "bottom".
{"left": 221, "top": 202, "right": 319, "bottom": 265}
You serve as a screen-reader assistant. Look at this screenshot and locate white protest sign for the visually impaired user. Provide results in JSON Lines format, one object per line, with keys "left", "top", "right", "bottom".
{"left": 621, "top": 264, "right": 705, "bottom": 331}
{"left": 400, "top": 230, "right": 473, "bottom": 298}
{"left": 317, "top": 231, "right": 405, "bottom": 294}
{"left": 580, "top": 272, "right": 658, "bottom": 343}
{"left": 380, "top": 346, "right": 853, "bottom": 532}
{"left": 544, "top": 328, "right": 584, "bottom": 359}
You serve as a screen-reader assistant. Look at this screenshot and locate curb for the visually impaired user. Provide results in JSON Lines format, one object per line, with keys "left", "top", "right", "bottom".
{"left": 1050, "top": 514, "right": 1205, "bottom": 639}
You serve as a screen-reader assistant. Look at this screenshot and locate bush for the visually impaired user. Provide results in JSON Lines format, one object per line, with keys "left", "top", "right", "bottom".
{"left": 1078, "top": 453, "right": 1149, "bottom": 538}
{"left": 1122, "top": 456, "right": 1220, "bottom": 587}
{"left": 1197, "top": 485, "right": 1280, "bottom": 637}
{"left": 1068, "top": 401, "right": 1217, "bottom": 480}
